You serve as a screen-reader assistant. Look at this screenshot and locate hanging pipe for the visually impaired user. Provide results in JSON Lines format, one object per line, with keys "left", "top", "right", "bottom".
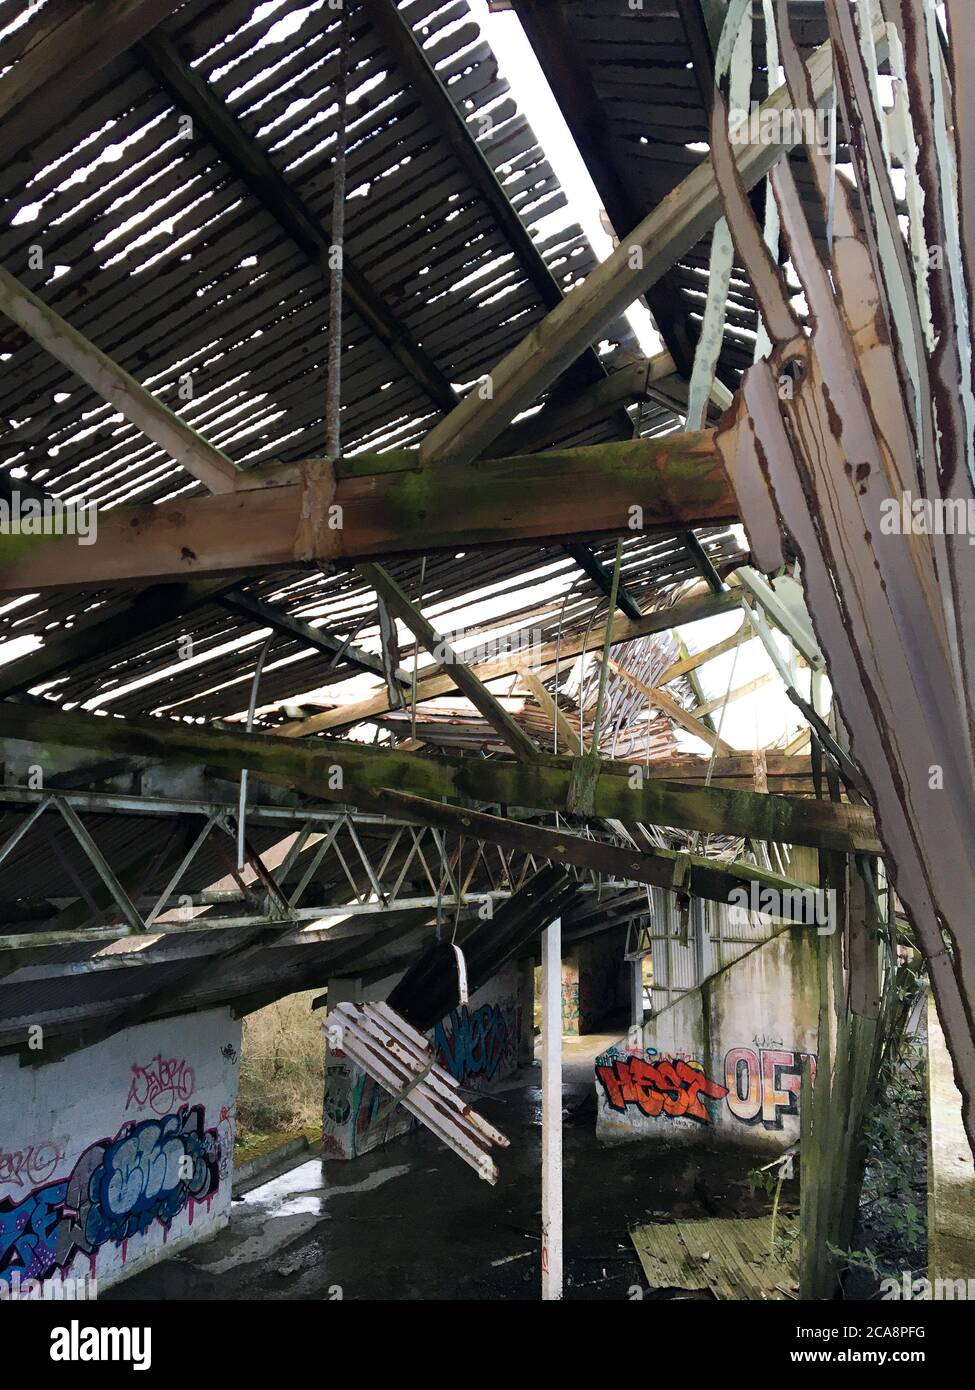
{"left": 237, "top": 633, "right": 275, "bottom": 870}
{"left": 324, "top": 7, "right": 350, "bottom": 460}
{"left": 588, "top": 539, "right": 623, "bottom": 754}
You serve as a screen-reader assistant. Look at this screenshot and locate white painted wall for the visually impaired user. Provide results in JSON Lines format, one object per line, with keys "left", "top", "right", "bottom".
{"left": 0, "top": 1008, "right": 241, "bottom": 1293}
{"left": 595, "top": 929, "right": 819, "bottom": 1153}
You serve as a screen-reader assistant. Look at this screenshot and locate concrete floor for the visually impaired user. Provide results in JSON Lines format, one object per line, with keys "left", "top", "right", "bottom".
{"left": 109, "top": 1033, "right": 777, "bottom": 1301}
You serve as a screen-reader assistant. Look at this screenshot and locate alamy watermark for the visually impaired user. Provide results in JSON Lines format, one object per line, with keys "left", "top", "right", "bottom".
{"left": 1, "top": 1271, "right": 97, "bottom": 1300}
{"left": 727, "top": 881, "right": 836, "bottom": 935}
{"left": 880, "top": 491, "right": 975, "bottom": 545}
{"left": 729, "top": 103, "right": 834, "bottom": 151}
{"left": 431, "top": 627, "right": 545, "bottom": 667}
{"left": 881, "top": 1271, "right": 975, "bottom": 1300}
{"left": 0, "top": 491, "right": 97, "bottom": 545}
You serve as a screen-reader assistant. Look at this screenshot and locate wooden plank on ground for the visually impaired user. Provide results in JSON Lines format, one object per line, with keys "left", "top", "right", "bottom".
{"left": 630, "top": 1215, "right": 799, "bottom": 1299}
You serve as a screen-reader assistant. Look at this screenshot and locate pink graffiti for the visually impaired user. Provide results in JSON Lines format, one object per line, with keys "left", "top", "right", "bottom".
{"left": 125, "top": 1055, "right": 196, "bottom": 1115}
{"left": 0, "top": 1142, "right": 63, "bottom": 1189}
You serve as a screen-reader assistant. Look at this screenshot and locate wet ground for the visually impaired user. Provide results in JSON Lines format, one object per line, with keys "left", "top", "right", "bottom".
{"left": 109, "top": 1061, "right": 782, "bottom": 1301}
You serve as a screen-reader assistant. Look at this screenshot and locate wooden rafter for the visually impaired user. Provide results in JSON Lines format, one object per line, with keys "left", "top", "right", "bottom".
{"left": 418, "top": 24, "right": 843, "bottom": 469}
{"left": 358, "top": 561, "right": 541, "bottom": 763}
{"left": 276, "top": 587, "right": 742, "bottom": 737}
{"left": 137, "top": 27, "right": 458, "bottom": 414}
{"left": 218, "top": 589, "right": 410, "bottom": 688}
{"left": 495, "top": 352, "right": 676, "bottom": 456}
{"left": 361, "top": 0, "right": 629, "bottom": 427}
{"left": 0, "top": 268, "right": 239, "bottom": 494}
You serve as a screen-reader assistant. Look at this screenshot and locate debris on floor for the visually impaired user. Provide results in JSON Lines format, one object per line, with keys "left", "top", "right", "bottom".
{"left": 630, "top": 1215, "right": 799, "bottom": 1300}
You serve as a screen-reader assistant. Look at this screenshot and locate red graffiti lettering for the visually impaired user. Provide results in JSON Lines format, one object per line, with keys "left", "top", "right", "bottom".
{"left": 596, "top": 1055, "right": 728, "bottom": 1122}
{"left": 0, "top": 1142, "right": 63, "bottom": 1190}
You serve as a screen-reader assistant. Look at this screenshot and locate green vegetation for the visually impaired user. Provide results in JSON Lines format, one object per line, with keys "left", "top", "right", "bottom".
{"left": 236, "top": 990, "right": 324, "bottom": 1148}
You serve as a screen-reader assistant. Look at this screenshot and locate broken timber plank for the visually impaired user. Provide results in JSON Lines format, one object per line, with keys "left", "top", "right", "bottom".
{"left": 607, "top": 658, "right": 734, "bottom": 754}
{"left": 277, "top": 587, "right": 742, "bottom": 737}
{"left": 630, "top": 1216, "right": 799, "bottom": 1300}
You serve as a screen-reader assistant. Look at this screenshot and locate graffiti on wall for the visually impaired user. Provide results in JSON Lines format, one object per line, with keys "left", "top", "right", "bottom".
{"left": 724, "top": 1047, "right": 816, "bottom": 1129}
{"left": 434, "top": 1002, "right": 511, "bottom": 1085}
{"left": 323, "top": 1058, "right": 414, "bottom": 1158}
{"left": 561, "top": 968, "right": 581, "bottom": 1034}
{"left": 0, "top": 1142, "right": 64, "bottom": 1191}
{"left": 0, "top": 1105, "right": 220, "bottom": 1284}
{"left": 596, "top": 1049, "right": 729, "bottom": 1122}
{"left": 596, "top": 1044, "right": 817, "bottom": 1129}
{"left": 125, "top": 1055, "right": 196, "bottom": 1115}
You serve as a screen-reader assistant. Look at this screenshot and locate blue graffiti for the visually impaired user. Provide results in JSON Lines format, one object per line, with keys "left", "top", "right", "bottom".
{"left": 434, "top": 1003, "right": 509, "bottom": 1084}
{"left": 0, "top": 1105, "right": 220, "bottom": 1283}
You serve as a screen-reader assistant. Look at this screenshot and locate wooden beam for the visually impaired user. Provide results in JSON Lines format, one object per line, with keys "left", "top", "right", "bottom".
{"left": 373, "top": 788, "right": 823, "bottom": 919}
{"left": 563, "top": 542, "right": 644, "bottom": 622}
{"left": 691, "top": 671, "right": 777, "bottom": 719}
{"left": 0, "top": 704, "right": 881, "bottom": 852}
{"left": 0, "top": 0, "right": 183, "bottom": 160}
{"left": 362, "top": 0, "right": 624, "bottom": 410}
{"left": 359, "top": 562, "right": 541, "bottom": 762}
{"left": 0, "top": 267, "right": 239, "bottom": 494}
{"left": 647, "top": 752, "right": 813, "bottom": 793}
{"left": 0, "top": 434, "right": 734, "bottom": 592}
{"left": 607, "top": 658, "right": 735, "bottom": 755}
{"left": 512, "top": 0, "right": 699, "bottom": 378}
{"left": 680, "top": 527, "right": 726, "bottom": 593}
{"left": 495, "top": 352, "right": 676, "bottom": 455}
{"left": 218, "top": 589, "right": 410, "bottom": 687}
{"left": 418, "top": 25, "right": 842, "bottom": 468}
{"left": 519, "top": 667, "right": 585, "bottom": 756}
{"left": 656, "top": 619, "right": 753, "bottom": 685}
{"left": 277, "top": 586, "right": 742, "bottom": 736}
{"left": 137, "top": 28, "right": 458, "bottom": 413}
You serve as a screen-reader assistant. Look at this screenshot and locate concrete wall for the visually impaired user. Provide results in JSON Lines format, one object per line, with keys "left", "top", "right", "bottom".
{"left": 561, "top": 926, "right": 629, "bottom": 1034}
{"left": 595, "top": 928, "right": 819, "bottom": 1154}
{"left": 0, "top": 1008, "right": 241, "bottom": 1293}
{"left": 323, "top": 959, "right": 530, "bottom": 1159}
{"left": 927, "top": 993, "right": 975, "bottom": 1282}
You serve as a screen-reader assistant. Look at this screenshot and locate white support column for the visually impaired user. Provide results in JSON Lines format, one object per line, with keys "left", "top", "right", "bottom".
{"left": 541, "top": 915, "right": 563, "bottom": 1300}
{"left": 629, "top": 959, "right": 644, "bottom": 1032}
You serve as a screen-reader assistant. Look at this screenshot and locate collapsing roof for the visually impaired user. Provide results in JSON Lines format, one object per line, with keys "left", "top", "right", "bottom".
{"left": 0, "top": 0, "right": 971, "bottom": 1170}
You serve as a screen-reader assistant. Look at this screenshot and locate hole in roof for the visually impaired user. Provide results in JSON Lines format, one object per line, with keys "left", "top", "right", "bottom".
{"left": 11, "top": 202, "right": 40, "bottom": 226}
